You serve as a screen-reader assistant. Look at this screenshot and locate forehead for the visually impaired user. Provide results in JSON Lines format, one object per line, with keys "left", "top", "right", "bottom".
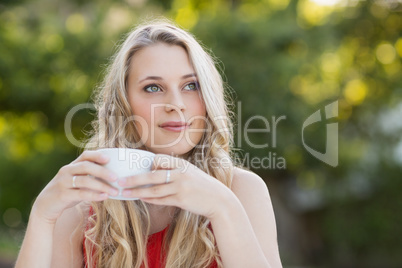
{"left": 129, "top": 43, "right": 195, "bottom": 80}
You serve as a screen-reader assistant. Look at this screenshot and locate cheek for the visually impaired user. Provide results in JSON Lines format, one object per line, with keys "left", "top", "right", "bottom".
{"left": 129, "top": 100, "right": 153, "bottom": 134}
{"left": 193, "top": 95, "right": 207, "bottom": 116}
{"left": 193, "top": 101, "right": 207, "bottom": 123}
{"left": 130, "top": 96, "right": 152, "bottom": 116}
{"left": 191, "top": 102, "right": 207, "bottom": 131}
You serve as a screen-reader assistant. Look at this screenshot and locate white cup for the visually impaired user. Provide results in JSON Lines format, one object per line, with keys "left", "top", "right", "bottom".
{"left": 96, "top": 148, "right": 155, "bottom": 200}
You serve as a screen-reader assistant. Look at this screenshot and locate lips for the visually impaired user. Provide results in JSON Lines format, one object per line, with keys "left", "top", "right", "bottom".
{"left": 159, "top": 121, "right": 190, "bottom": 132}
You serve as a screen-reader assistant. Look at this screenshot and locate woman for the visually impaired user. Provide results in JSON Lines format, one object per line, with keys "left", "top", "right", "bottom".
{"left": 15, "top": 19, "right": 282, "bottom": 268}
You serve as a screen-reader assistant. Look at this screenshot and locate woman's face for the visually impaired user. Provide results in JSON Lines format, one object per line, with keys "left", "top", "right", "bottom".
{"left": 127, "top": 43, "right": 207, "bottom": 156}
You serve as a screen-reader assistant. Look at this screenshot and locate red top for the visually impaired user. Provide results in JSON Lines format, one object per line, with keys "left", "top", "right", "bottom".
{"left": 145, "top": 225, "right": 169, "bottom": 268}
{"left": 83, "top": 208, "right": 218, "bottom": 268}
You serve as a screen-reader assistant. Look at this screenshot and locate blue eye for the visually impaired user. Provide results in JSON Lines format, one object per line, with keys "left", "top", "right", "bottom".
{"left": 144, "top": 85, "right": 161, "bottom": 93}
{"left": 184, "top": 82, "right": 199, "bottom": 91}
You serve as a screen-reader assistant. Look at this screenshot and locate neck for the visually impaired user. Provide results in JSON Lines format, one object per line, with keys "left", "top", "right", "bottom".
{"left": 146, "top": 204, "right": 177, "bottom": 234}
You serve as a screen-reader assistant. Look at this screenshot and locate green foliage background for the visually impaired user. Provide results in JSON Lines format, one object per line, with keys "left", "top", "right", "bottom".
{"left": 0, "top": 0, "right": 401, "bottom": 266}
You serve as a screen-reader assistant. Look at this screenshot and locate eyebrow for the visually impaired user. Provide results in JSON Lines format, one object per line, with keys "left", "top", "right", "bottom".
{"left": 138, "top": 73, "right": 197, "bottom": 83}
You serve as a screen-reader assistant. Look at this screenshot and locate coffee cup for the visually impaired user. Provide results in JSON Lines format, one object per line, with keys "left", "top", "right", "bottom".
{"left": 96, "top": 148, "right": 155, "bottom": 200}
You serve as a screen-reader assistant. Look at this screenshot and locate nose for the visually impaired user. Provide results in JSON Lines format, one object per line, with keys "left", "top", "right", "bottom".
{"left": 165, "top": 91, "right": 186, "bottom": 112}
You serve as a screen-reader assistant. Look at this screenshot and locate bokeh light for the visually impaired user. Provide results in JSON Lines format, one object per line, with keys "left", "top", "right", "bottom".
{"left": 45, "top": 34, "right": 64, "bottom": 53}
{"left": 66, "top": 13, "right": 87, "bottom": 34}
{"left": 376, "top": 42, "right": 397, "bottom": 65}
{"left": 343, "top": 79, "right": 368, "bottom": 106}
{"left": 2, "top": 208, "right": 22, "bottom": 228}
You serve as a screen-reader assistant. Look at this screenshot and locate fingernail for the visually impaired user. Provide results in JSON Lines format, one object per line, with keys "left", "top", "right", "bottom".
{"left": 101, "top": 154, "right": 109, "bottom": 161}
{"left": 109, "top": 189, "right": 119, "bottom": 196}
{"left": 118, "top": 177, "right": 127, "bottom": 186}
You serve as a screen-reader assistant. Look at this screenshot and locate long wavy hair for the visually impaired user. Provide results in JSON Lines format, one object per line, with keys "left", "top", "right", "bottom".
{"left": 83, "top": 19, "right": 236, "bottom": 268}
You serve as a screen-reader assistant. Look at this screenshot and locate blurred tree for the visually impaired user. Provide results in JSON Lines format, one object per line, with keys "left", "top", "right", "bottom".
{"left": 0, "top": 0, "right": 401, "bottom": 266}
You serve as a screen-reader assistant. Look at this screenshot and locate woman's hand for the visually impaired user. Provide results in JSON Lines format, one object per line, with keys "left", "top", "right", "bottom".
{"left": 118, "top": 154, "right": 234, "bottom": 219}
{"left": 32, "top": 151, "right": 119, "bottom": 224}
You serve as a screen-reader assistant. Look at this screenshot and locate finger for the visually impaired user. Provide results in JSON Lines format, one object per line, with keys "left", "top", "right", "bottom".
{"left": 70, "top": 175, "right": 119, "bottom": 196}
{"left": 122, "top": 181, "right": 177, "bottom": 199}
{"left": 119, "top": 169, "right": 174, "bottom": 188}
{"left": 69, "top": 161, "right": 117, "bottom": 183}
{"left": 68, "top": 188, "right": 110, "bottom": 202}
{"left": 72, "top": 150, "right": 110, "bottom": 165}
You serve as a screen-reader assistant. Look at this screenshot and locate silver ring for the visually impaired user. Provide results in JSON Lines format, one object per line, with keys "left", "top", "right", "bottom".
{"left": 72, "top": 176, "right": 77, "bottom": 188}
{"left": 165, "top": 170, "right": 171, "bottom": 184}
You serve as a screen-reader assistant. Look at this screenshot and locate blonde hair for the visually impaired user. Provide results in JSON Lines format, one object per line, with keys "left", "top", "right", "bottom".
{"left": 84, "top": 19, "right": 236, "bottom": 268}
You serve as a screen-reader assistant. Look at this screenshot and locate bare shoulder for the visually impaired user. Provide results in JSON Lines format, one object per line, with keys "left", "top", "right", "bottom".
{"left": 231, "top": 167, "right": 282, "bottom": 267}
{"left": 51, "top": 203, "right": 90, "bottom": 267}
{"left": 231, "top": 166, "right": 270, "bottom": 197}
{"left": 230, "top": 166, "right": 273, "bottom": 221}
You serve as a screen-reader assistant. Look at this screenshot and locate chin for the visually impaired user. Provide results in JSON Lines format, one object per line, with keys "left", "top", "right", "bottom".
{"left": 147, "top": 145, "right": 194, "bottom": 157}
